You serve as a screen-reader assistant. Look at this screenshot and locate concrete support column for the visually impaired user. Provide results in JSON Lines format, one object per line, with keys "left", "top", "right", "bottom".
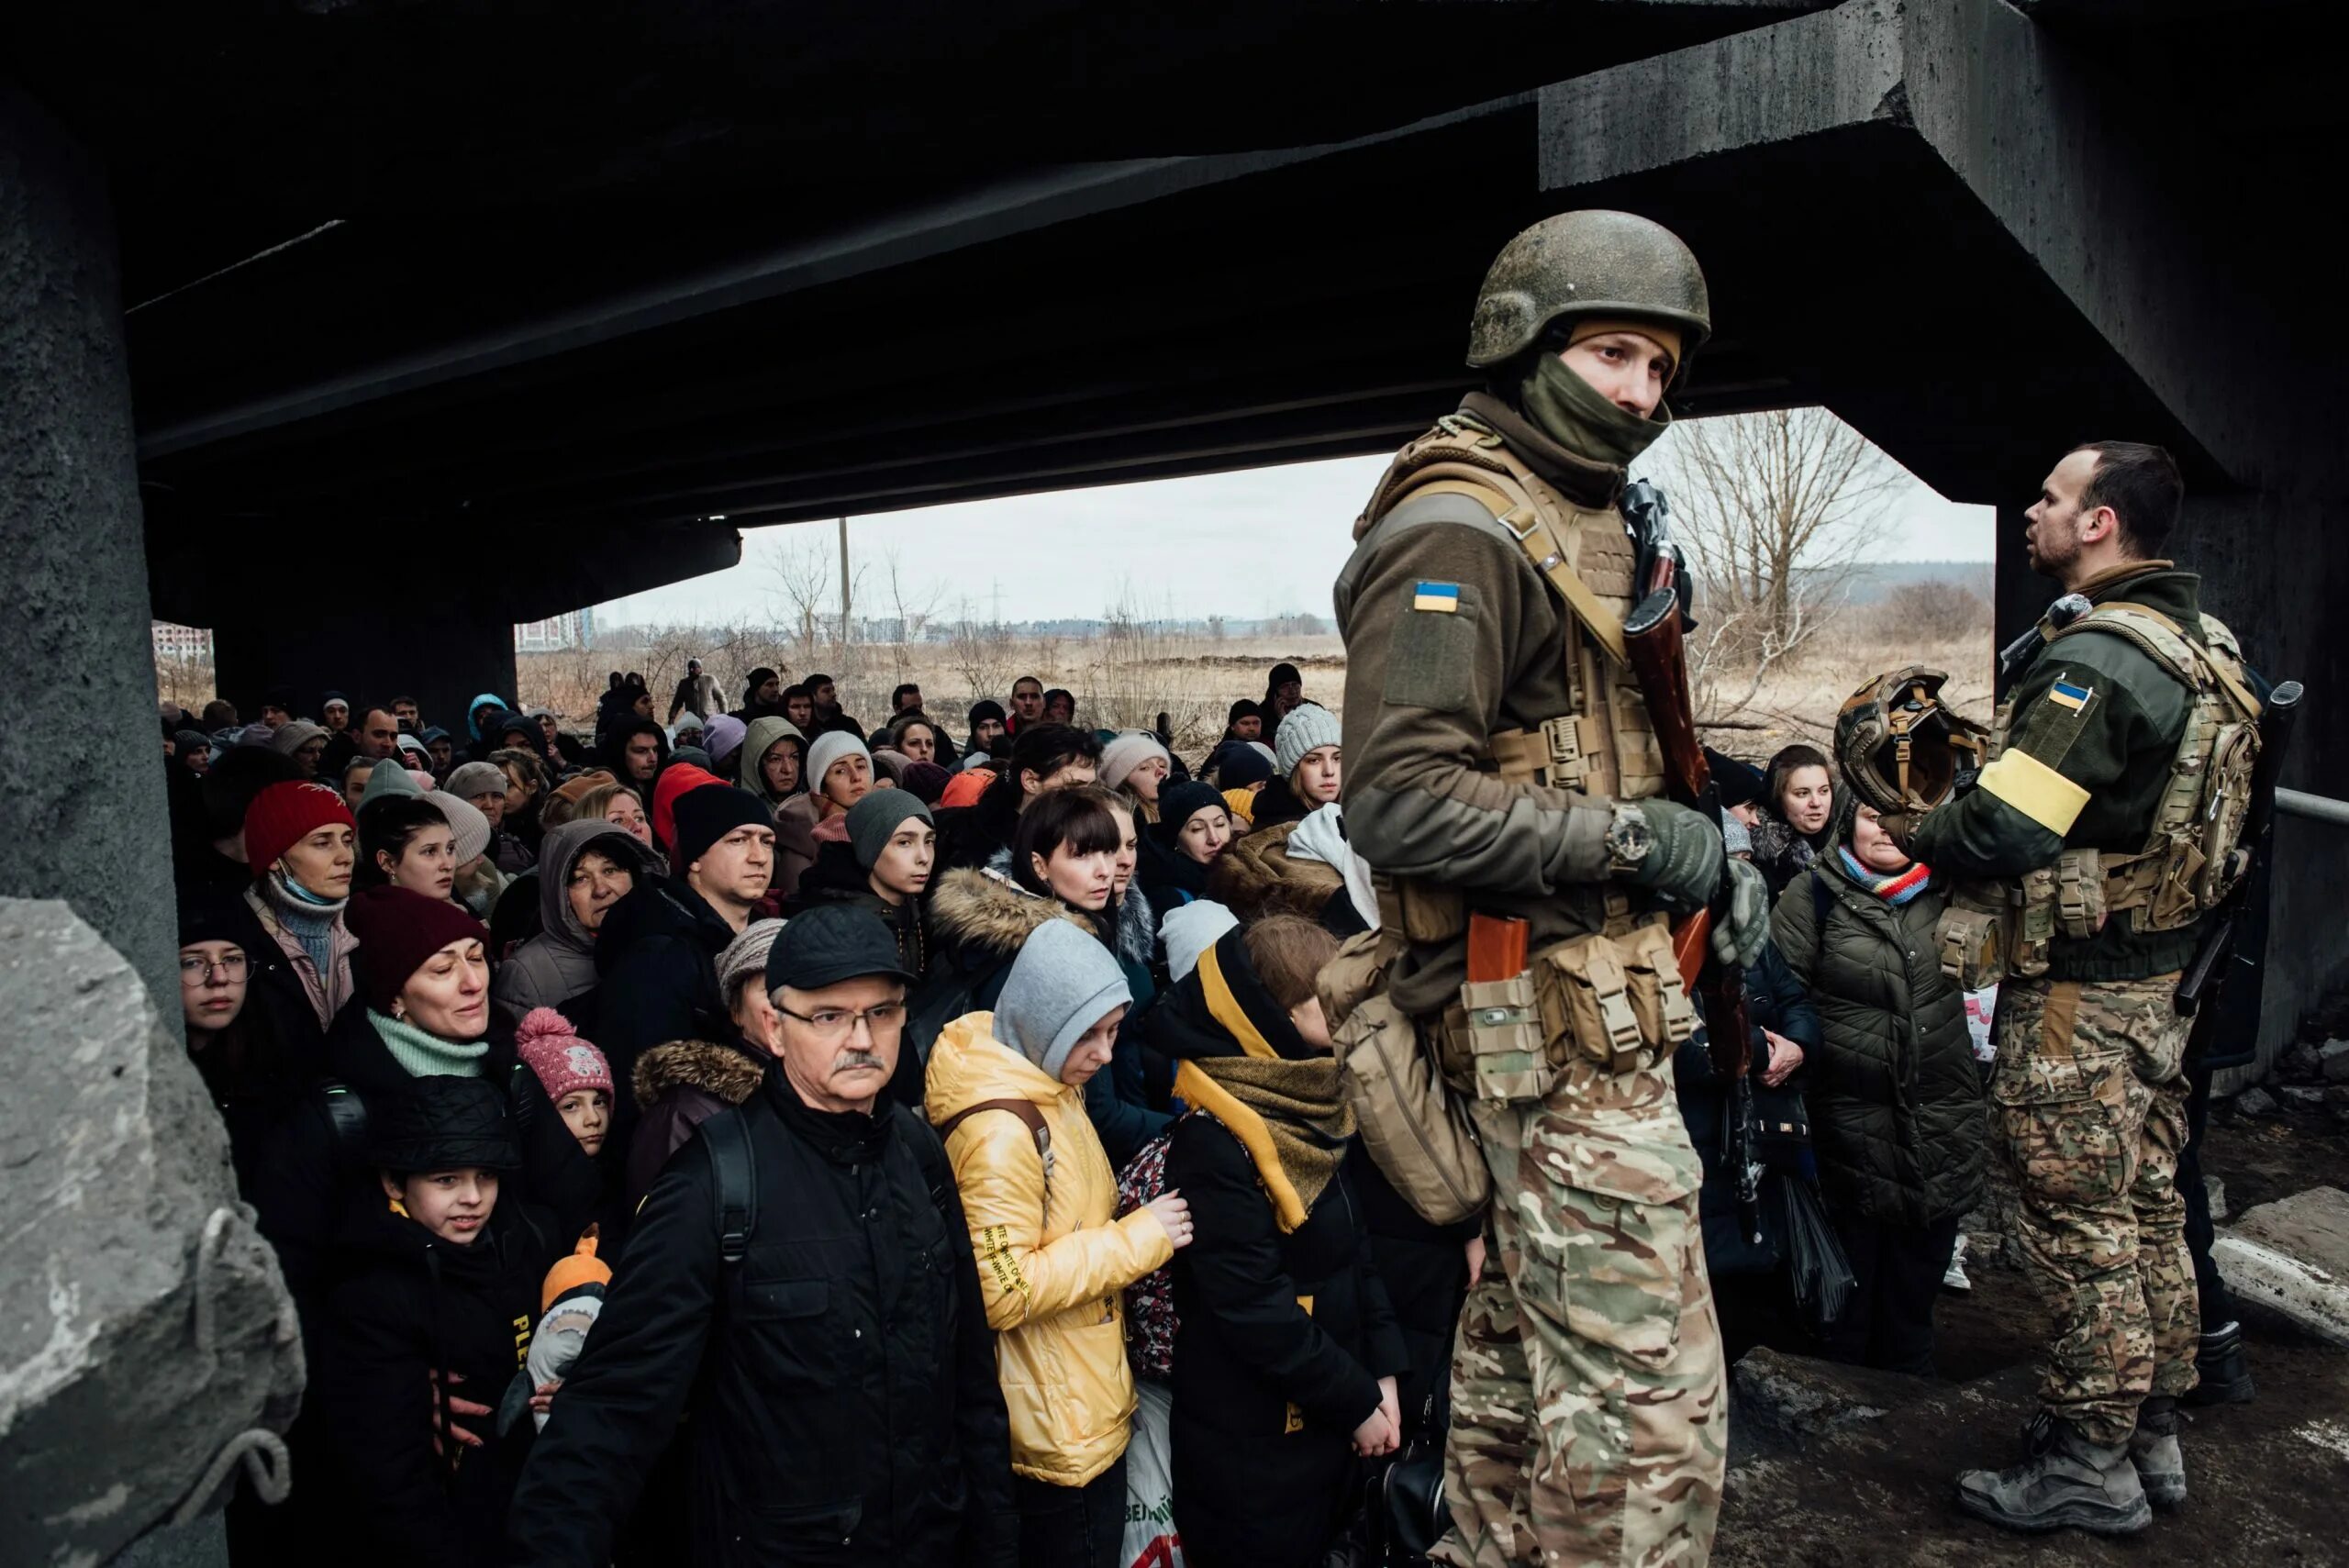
{"left": 0, "top": 85, "right": 173, "bottom": 1004}
{"left": 213, "top": 600, "right": 521, "bottom": 746}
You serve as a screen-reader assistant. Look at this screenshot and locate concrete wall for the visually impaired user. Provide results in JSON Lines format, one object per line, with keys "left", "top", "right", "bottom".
{"left": 0, "top": 85, "right": 174, "bottom": 1004}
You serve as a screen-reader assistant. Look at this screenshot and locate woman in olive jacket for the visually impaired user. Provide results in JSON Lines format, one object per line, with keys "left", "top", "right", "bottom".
{"left": 1770, "top": 802, "right": 1986, "bottom": 1374}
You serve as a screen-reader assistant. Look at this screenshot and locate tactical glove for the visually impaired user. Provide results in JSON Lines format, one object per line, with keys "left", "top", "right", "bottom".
{"left": 1616, "top": 798, "right": 1724, "bottom": 912}
{"left": 1710, "top": 857, "right": 1770, "bottom": 970}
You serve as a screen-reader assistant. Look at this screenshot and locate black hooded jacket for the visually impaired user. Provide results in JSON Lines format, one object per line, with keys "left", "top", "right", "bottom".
{"left": 312, "top": 1197, "right": 558, "bottom": 1568}
{"left": 1148, "top": 940, "right": 1407, "bottom": 1568}
{"left": 500, "top": 1066, "right": 1019, "bottom": 1568}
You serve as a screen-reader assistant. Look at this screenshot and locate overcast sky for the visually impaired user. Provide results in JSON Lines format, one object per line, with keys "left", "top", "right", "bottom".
{"left": 591, "top": 431, "right": 1996, "bottom": 628}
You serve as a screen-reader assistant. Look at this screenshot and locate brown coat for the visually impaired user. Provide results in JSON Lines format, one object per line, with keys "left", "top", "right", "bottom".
{"left": 625, "top": 1038, "right": 768, "bottom": 1207}
{"left": 1205, "top": 820, "right": 1345, "bottom": 923}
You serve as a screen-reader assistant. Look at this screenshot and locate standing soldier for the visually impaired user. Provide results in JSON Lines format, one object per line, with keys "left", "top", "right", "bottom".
{"left": 1335, "top": 211, "right": 1768, "bottom": 1567}
{"left": 1882, "top": 441, "right": 2261, "bottom": 1534}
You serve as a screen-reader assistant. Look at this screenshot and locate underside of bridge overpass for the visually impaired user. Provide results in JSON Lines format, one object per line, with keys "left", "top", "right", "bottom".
{"left": 1, "top": 5, "right": 2343, "bottom": 1554}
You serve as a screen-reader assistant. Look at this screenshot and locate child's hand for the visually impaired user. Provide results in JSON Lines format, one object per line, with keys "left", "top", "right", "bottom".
{"left": 429, "top": 1370, "right": 492, "bottom": 1457}
{"left": 529, "top": 1379, "right": 563, "bottom": 1418}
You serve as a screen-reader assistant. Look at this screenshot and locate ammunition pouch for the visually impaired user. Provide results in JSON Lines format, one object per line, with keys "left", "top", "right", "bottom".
{"left": 1935, "top": 895, "right": 2008, "bottom": 992}
{"left": 2054, "top": 848, "right": 2106, "bottom": 940}
{"left": 1934, "top": 878, "right": 2054, "bottom": 988}
{"left": 1437, "top": 915, "right": 1697, "bottom": 1103}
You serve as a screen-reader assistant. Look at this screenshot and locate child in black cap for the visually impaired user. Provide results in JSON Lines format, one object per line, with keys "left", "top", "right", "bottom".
{"left": 309, "top": 1075, "right": 565, "bottom": 1567}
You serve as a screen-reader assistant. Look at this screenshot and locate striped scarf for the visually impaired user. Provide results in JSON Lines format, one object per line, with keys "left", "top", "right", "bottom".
{"left": 1839, "top": 847, "right": 1932, "bottom": 906}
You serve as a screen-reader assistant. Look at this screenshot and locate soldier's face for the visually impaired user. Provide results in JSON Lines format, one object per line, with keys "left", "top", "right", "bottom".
{"left": 1558, "top": 331, "right": 1673, "bottom": 419}
{"left": 2024, "top": 450, "right": 2106, "bottom": 581}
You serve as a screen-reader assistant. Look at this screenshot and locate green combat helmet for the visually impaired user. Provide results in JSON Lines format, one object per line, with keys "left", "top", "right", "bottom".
{"left": 1466, "top": 210, "right": 1712, "bottom": 370}
{"left": 1835, "top": 666, "right": 1990, "bottom": 817}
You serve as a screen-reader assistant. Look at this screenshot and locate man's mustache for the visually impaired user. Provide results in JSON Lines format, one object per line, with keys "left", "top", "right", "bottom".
{"left": 832, "top": 1050, "right": 887, "bottom": 1074}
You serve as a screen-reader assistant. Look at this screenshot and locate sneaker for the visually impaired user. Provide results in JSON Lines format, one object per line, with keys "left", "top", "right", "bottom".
{"left": 2183, "top": 1321, "right": 2255, "bottom": 1407}
{"left": 2129, "top": 1398, "right": 2187, "bottom": 1509}
{"left": 1943, "top": 1233, "right": 1973, "bottom": 1294}
{"left": 1956, "top": 1414, "right": 2153, "bottom": 1536}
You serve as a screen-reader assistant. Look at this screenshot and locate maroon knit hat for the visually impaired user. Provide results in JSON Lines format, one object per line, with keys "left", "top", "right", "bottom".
{"left": 345, "top": 885, "right": 491, "bottom": 1013}
{"left": 242, "top": 780, "right": 357, "bottom": 879}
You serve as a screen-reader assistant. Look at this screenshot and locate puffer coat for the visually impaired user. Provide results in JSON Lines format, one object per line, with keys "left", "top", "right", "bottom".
{"left": 1769, "top": 855, "right": 1986, "bottom": 1227}
{"left": 924, "top": 1013, "right": 1173, "bottom": 1486}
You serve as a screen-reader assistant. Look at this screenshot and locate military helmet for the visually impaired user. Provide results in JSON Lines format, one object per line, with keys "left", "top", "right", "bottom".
{"left": 1835, "top": 667, "right": 1990, "bottom": 817}
{"left": 1466, "top": 210, "right": 1712, "bottom": 370}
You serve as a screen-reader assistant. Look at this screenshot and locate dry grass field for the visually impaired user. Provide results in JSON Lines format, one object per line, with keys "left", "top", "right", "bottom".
{"left": 517, "top": 602, "right": 1987, "bottom": 762}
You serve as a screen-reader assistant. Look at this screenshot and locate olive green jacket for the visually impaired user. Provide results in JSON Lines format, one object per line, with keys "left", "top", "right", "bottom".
{"left": 1334, "top": 404, "right": 1640, "bottom": 1021}
{"left": 1908, "top": 562, "right": 2209, "bottom": 981}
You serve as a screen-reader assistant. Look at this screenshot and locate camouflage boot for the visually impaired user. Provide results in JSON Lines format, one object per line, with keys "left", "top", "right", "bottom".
{"left": 1955, "top": 1413, "right": 2152, "bottom": 1535}
{"left": 2129, "top": 1396, "right": 2187, "bottom": 1508}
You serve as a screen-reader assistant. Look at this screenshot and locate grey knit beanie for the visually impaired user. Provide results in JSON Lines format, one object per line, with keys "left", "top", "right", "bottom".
{"left": 1274, "top": 703, "right": 1341, "bottom": 778}
{"left": 361, "top": 756, "right": 424, "bottom": 806}
{"left": 425, "top": 790, "right": 493, "bottom": 865}
{"left": 805, "top": 731, "right": 871, "bottom": 795}
{"left": 846, "top": 788, "right": 933, "bottom": 872}
{"left": 445, "top": 761, "right": 508, "bottom": 800}
{"left": 996, "top": 919, "right": 1131, "bottom": 1082}
{"left": 717, "top": 917, "right": 785, "bottom": 1007}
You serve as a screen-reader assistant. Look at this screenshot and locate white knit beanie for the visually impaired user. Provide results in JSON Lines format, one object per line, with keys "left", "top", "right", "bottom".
{"left": 1097, "top": 730, "right": 1171, "bottom": 791}
{"left": 1274, "top": 703, "right": 1341, "bottom": 777}
{"left": 804, "top": 731, "right": 871, "bottom": 793}
{"left": 1159, "top": 900, "right": 1240, "bottom": 984}
{"left": 425, "top": 791, "right": 494, "bottom": 865}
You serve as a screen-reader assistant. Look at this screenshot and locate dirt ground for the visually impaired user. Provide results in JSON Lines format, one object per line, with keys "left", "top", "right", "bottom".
{"left": 1716, "top": 1110, "right": 2349, "bottom": 1565}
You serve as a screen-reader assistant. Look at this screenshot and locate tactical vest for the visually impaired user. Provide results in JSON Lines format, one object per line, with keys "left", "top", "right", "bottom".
{"left": 1964, "top": 601, "right": 2262, "bottom": 971}
{"left": 1358, "top": 410, "right": 1666, "bottom": 804}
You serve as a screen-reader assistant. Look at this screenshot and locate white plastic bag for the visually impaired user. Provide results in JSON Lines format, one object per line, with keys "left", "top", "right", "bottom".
{"left": 1122, "top": 1379, "right": 1184, "bottom": 1568}
{"left": 1965, "top": 984, "right": 1999, "bottom": 1062}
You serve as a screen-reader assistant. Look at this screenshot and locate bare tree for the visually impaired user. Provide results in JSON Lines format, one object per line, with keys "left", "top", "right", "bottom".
{"left": 879, "top": 546, "right": 946, "bottom": 686}
{"left": 944, "top": 597, "right": 1018, "bottom": 716}
{"left": 1640, "top": 407, "right": 1904, "bottom": 722}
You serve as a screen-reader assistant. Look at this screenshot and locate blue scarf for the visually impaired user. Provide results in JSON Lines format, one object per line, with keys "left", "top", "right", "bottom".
{"left": 262, "top": 868, "right": 346, "bottom": 979}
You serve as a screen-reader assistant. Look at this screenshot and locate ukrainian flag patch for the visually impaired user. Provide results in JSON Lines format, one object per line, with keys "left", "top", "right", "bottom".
{"left": 1412, "top": 581, "right": 1461, "bottom": 613}
{"left": 2048, "top": 679, "right": 2094, "bottom": 712}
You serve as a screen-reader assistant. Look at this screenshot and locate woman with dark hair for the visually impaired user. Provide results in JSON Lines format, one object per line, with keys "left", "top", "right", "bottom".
{"left": 1748, "top": 742, "right": 1840, "bottom": 897}
{"left": 357, "top": 795, "right": 457, "bottom": 901}
{"left": 1139, "top": 779, "right": 1233, "bottom": 923}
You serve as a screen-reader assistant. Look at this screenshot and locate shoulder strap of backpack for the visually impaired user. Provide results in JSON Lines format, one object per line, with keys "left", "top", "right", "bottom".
{"left": 936, "top": 1098, "right": 1052, "bottom": 1166}
{"left": 700, "top": 1109, "right": 758, "bottom": 1267}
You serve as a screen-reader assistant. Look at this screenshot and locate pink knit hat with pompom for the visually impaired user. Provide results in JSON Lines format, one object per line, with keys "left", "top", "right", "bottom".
{"left": 516, "top": 1007, "right": 613, "bottom": 1101}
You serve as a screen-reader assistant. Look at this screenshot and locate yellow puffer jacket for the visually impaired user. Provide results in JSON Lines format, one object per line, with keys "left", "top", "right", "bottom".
{"left": 926, "top": 1012, "right": 1173, "bottom": 1485}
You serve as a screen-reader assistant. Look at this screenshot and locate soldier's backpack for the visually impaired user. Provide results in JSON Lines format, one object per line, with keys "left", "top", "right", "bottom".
{"left": 2039, "top": 603, "right": 2265, "bottom": 933}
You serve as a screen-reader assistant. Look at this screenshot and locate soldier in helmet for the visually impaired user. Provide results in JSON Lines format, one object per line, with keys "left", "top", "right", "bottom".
{"left": 1885, "top": 441, "right": 2262, "bottom": 1535}
{"left": 1335, "top": 210, "right": 1769, "bottom": 1566}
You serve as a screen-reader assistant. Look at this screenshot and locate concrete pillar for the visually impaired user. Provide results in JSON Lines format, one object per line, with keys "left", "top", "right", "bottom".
{"left": 212, "top": 599, "right": 520, "bottom": 745}
{"left": 0, "top": 85, "right": 174, "bottom": 1005}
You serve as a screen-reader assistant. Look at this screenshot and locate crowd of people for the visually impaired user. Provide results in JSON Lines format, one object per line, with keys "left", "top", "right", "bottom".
{"left": 163, "top": 653, "right": 2219, "bottom": 1568}
{"left": 154, "top": 209, "right": 2272, "bottom": 1567}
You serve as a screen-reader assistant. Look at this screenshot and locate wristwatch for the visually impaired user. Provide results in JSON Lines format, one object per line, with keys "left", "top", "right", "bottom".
{"left": 1604, "top": 801, "right": 1654, "bottom": 878}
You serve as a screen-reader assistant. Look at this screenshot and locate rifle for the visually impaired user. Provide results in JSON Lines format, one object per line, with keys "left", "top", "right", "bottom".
{"left": 2176, "top": 678, "right": 2301, "bottom": 1018}
{"left": 1622, "top": 584, "right": 1764, "bottom": 1246}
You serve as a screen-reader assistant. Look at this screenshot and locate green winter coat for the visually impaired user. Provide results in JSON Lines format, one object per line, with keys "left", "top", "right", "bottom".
{"left": 1770, "top": 855, "right": 1986, "bottom": 1228}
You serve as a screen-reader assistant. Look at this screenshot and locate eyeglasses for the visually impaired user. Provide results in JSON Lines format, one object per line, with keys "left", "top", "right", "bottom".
{"left": 773, "top": 1001, "right": 907, "bottom": 1041}
{"left": 179, "top": 954, "right": 249, "bottom": 983}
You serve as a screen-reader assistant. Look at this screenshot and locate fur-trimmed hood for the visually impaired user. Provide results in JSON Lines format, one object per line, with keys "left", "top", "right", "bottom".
{"left": 970, "top": 847, "right": 1154, "bottom": 973}
{"left": 1207, "top": 819, "right": 1343, "bottom": 923}
{"left": 631, "top": 1037, "right": 768, "bottom": 1112}
{"left": 929, "top": 864, "right": 1091, "bottom": 963}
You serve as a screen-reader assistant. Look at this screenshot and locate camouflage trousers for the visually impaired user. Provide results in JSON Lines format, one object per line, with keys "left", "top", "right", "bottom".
{"left": 1434, "top": 1066, "right": 1725, "bottom": 1568}
{"left": 1993, "top": 974, "right": 2199, "bottom": 1447}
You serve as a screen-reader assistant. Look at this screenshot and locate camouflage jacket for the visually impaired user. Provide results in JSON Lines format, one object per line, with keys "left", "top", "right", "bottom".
{"left": 1908, "top": 561, "right": 2211, "bottom": 982}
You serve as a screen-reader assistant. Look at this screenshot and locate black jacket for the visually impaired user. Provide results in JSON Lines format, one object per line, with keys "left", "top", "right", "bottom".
{"left": 1771, "top": 861, "right": 1986, "bottom": 1227}
{"left": 501, "top": 1067, "right": 1019, "bottom": 1568}
{"left": 248, "top": 1001, "right": 597, "bottom": 1322}
{"left": 312, "top": 1198, "right": 557, "bottom": 1568}
{"left": 934, "top": 777, "right": 1023, "bottom": 873}
{"left": 1167, "top": 1115, "right": 1405, "bottom": 1568}
{"left": 586, "top": 876, "right": 737, "bottom": 1140}
{"left": 1674, "top": 939, "right": 1825, "bottom": 1276}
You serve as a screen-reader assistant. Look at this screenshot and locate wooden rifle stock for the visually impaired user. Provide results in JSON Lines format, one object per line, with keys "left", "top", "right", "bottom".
{"left": 1623, "top": 590, "right": 1754, "bottom": 1079}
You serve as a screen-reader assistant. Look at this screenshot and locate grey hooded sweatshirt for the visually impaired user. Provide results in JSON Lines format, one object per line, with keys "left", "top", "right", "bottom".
{"left": 491, "top": 819, "right": 662, "bottom": 1029}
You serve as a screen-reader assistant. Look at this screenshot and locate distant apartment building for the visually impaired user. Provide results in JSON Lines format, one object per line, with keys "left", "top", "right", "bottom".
{"left": 515, "top": 608, "right": 596, "bottom": 652}
{"left": 152, "top": 621, "right": 213, "bottom": 661}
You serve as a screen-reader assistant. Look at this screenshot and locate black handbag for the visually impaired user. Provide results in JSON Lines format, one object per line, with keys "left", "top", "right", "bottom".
{"left": 1364, "top": 1392, "right": 1451, "bottom": 1566}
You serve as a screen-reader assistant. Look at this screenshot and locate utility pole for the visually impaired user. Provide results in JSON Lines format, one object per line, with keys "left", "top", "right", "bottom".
{"left": 837, "top": 516, "right": 852, "bottom": 653}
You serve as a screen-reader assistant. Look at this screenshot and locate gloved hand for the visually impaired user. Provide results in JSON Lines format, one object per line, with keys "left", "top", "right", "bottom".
{"left": 1710, "top": 857, "right": 1769, "bottom": 970}
{"left": 1619, "top": 798, "right": 1725, "bottom": 912}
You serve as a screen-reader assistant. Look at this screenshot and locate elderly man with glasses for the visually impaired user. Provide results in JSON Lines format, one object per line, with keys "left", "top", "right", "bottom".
{"left": 503, "top": 903, "right": 1019, "bottom": 1568}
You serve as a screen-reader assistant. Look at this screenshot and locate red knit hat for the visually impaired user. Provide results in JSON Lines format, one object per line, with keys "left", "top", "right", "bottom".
{"left": 345, "top": 885, "right": 492, "bottom": 1014}
{"left": 515, "top": 1007, "right": 614, "bottom": 1102}
{"left": 242, "top": 780, "right": 357, "bottom": 879}
{"left": 651, "top": 763, "right": 724, "bottom": 853}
